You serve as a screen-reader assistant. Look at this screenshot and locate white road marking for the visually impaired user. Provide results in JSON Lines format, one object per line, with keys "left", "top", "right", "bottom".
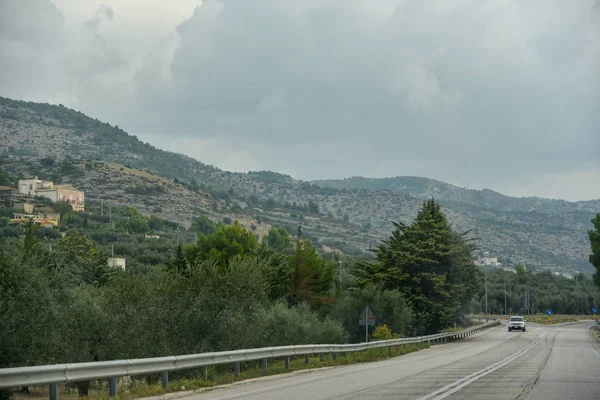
{"left": 418, "top": 333, "right": 546, "bottom": 400}
{"left": 590, "top": 347, "right": 600, "bottom": 359}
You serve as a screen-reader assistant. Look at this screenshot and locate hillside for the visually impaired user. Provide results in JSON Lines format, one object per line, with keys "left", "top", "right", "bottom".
{"left": 0, "top": 96, "right": 597, "bottom": 273}
{"left": 312, "top": 176, "right": 600, "bottom": 213}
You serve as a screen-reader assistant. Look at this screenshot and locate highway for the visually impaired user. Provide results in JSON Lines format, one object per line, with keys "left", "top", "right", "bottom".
{"left": 171, "top": 321, "right": 600, "bottom": 400}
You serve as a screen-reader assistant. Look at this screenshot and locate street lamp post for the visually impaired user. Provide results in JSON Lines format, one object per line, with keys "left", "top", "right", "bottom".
{"left": 338, "top": 260, "right": 342, "bottom": 290}
{"left": 576, "top": 272, "right": 579, "bottom": 315}
{"left": 504, "top": 273, "right": 507, "bottom": 316}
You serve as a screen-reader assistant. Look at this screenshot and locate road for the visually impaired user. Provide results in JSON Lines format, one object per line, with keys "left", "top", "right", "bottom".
{"left": 173, "top": 322, "right": 600, "bottom": 400}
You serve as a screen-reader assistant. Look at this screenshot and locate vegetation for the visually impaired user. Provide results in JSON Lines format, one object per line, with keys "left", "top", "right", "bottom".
{"left": 589, "top": 213, "right": 600, "bottom": 289}
{"left": 1, "top": 96, "right": 597, "bottom": 274}
{"left": 472, "top": 268, "right": 600, "bottom": 316}
{"left": 354, "top": 199, "right": 480, "bottom": 334}
{"left": 0, "top": 191, "right": 598, "bottom": 399}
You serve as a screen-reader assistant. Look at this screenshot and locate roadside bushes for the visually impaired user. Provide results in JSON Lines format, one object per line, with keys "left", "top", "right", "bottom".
{"left": 331, "top": 284, "right": 414, "bottom": 342}
{"left": 252, "top": 301, "right": 348, "bottom": 347}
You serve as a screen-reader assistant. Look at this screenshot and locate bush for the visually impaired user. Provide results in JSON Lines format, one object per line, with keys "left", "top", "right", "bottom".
{"left": 331, "top": 284, "right": 413, "bottom": 342}
{"left": 372, "top": 324, "right": 393, "bottom": 341}
{"left": 252, "top": 302, "right": 348, "bottom": 346}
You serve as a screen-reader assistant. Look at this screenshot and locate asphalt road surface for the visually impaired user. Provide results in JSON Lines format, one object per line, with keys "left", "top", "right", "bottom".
{"left": 176, "top": 322, "right": 600, "bottom": 400}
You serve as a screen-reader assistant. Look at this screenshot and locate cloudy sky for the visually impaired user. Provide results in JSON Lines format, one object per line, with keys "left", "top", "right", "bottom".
{"left": 1, "top": 0, "right": 599, "bottom": 201}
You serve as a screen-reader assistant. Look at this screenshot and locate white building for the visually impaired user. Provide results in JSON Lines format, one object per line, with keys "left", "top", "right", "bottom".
{"left": 107, "top": 258, "right": 126, "bottom": 270}
{"left": 476, "top": 251, "right": 502, "bottom": 267}
{"left": 18, "top": 178, "right": 54, "bottom": 196}
{"left": 18, "top": 178, "right": 85, "bottom": 211}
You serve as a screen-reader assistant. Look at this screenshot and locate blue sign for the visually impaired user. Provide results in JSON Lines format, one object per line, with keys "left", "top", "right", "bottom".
{"left": 546, "top": 309, "right": 553, "bottom": 316}
{"left": 593, "top": 307, "right": 598, "bottom": 314}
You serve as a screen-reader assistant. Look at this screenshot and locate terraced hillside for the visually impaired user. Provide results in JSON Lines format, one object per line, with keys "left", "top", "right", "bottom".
{"left": 0, "top": 96, "right": 596, "bottom": 272}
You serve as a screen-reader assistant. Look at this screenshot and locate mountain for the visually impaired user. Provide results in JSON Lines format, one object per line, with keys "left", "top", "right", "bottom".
{"left": 312, "top": 176, "right": 600, "bottom": 213}
{"left": 0, "top": 96, "right": 597, "bottom": 273}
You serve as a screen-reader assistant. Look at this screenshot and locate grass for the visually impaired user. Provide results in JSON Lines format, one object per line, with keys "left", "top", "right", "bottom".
{"left": 12, "top": 343, "right": 430, "bottom": 400}
{"left": 481, "top": 314, "right": 590, "bottom": 325}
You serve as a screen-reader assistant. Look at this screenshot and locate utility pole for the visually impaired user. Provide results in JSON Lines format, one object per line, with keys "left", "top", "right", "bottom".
{"left": 338, "top": 260, "right": 342, "bottom": 290}
{"left": 504, "top": 274, "right": 507, "bottom": 316}
{"left": 576, "top": 273, "right": 579, "bottom": 316}
{"left": 485, "top": 263, "right": 488, "bottom": 322}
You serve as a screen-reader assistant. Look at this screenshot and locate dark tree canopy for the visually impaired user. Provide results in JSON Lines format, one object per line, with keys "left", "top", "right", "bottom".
{"left": 354, "top": 199, "right": 479, "bottom": 334}
{"left": 589, "top": 213, "right": 600, "bottom": 289}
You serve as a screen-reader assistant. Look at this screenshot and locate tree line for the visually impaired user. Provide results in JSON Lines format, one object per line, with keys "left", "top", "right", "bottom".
{"left": 1, "top": 200, "right": 599, "bottom": 400}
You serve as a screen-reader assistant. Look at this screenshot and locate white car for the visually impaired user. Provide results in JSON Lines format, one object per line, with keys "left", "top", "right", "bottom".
{"left": 508, "top": 316, "right": 526, "bottom": 332}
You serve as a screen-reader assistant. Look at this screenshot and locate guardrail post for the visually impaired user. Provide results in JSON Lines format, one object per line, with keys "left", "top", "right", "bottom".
{"left": 109, "top": 377, "right": 117, "bottom": 397}
{"left": 320, "top": 353, "right": 324, "bottom": 362}
{"left": 202, "top": 366, "right": 208, "bottom": 379}
{"left": 305, "top": 354, "right": 310, "bottom": 365}
{"left": 262, "top": 358, "right": 268, "bottom": 372}
{"left": 234, "top": 362, "right": 240, "bottom": 377}
{"left": 49, "top": 383, "right": 58, "bottom": 400}
{"left": 161, "top": 371, "right": 168, "bottom": 388}
{"left": 284, "top": 356, "right": 290, "bottom": 369}
{"left": 332, "top": 352, "right": 337, "bottom": 361}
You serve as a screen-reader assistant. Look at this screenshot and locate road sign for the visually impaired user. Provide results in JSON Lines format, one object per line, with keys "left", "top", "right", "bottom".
{"left": 359, "top": 306, "right": 376, "bottom": 326}
{"left": 359, "top": 305, "right": 376, "bottom": 343}
{"left": 592, "top": 307, "right": 598, "bottom": 314}
{"left": 546, "top": 309, "right": 553, "bottom": 316}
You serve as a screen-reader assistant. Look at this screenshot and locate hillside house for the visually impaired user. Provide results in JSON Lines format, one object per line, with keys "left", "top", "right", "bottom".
{"left": 9, "top": 213, "right": 60, "bottom": 228}
{"left": 0, "top": 185, "right": 16, "bottom": 208}
{"left": 35, "top": 185, "right": 85, "bottom": 212}
{"left": 18, "top": 178, "right": 85, "bottom": 212}
{"left": 107, "top": 258, "right": 126, "bottom": 270}
{"left": 18, "top": 178, "right": 53, "bottom": 196}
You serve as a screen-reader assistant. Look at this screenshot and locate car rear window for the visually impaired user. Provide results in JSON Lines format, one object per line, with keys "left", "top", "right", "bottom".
{"left": 510, "top": 317, "right": 524, "bottom": 321}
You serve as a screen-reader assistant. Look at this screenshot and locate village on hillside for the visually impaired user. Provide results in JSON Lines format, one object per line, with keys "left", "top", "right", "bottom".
{"left": 0, "top": 177, "right": 84, "bottom": 227}
{"left": 0, "top": 178, "right": 124, "bottom": 270}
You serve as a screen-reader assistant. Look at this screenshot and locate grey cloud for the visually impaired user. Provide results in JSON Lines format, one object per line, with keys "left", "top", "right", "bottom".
{"left": 0, "top": 0, "right": 64, "bottom": 47}
{"left": 70, "top": 4, "right": 127, "bottom": 78}
{"left": 84, "top": 4, "right": 115, "bottom": 37}
{"left": 0, "top": 0, "right": 66, "bottom": 101}
{"left": 135, "top": 0, "right": 598, "bottom": 189}
{"left": 1, "top": 0, "right": 598, "bottom": 200}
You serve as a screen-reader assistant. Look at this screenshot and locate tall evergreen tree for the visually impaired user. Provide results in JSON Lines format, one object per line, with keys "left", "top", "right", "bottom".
{"left": 288, "top": 226, "right": 335, "bottom": 308}
{"left": 168, "top": 244, "right": 190, "bottom": 276}
{"left": 19, "top": 219, "right": 50, "bottom": 269}
{"left": 354, "top": 199, "right": 479, "bottom": 334}
{"left": 589, "top": 213, "right": 600, "bottom": 290}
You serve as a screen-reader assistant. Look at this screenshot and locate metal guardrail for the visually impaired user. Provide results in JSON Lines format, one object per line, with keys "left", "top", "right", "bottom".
{"left": 0, "top": 320, "right": 500, "bottom": 398}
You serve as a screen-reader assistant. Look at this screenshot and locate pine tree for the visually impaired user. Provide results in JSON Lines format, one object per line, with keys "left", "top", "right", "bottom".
{"left": 169, "top": 244, "right": 189, "bottom": 276}
{"left": 589, "top": 213, "right": 600, "bottom": 289}
{"left": 19, "top": 219, "right": 50, "bottom": 270}
{"left": 288, "top": 226, "right": 334, "bottom": 308}
{"left": 354, "top": 199, "right": 479, "bottom": 334}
